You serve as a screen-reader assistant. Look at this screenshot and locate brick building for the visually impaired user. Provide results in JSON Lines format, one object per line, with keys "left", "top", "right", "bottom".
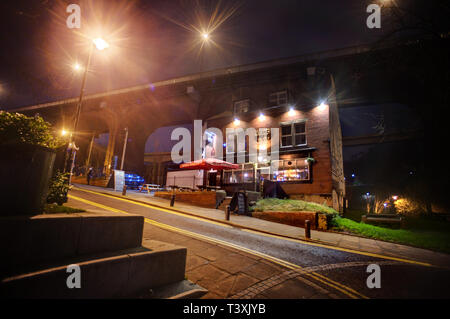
{"left": 143, "top": 59, "right": 345, "bottom": 212}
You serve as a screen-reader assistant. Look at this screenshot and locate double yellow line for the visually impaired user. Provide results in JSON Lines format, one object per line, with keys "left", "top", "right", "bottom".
{"left": 69, "top": 193, "right": 368, "bottom": 299}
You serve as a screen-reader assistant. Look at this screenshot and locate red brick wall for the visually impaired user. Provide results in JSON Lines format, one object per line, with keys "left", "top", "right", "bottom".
{"left": 211, "top": 104, "right": 332, "bottom": 197}
{"left": 154, "top": 191, "right": 217, "bottom": 208}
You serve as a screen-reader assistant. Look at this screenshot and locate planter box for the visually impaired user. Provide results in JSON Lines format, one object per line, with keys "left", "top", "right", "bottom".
{"left": 252, "top": 211, "right": 319, "bottom": 229}
{"left": 0, "top": 143, "right": 55, "bottom": 216}
{"left": 154, "top": 191, "right": 217, "bottom": 208}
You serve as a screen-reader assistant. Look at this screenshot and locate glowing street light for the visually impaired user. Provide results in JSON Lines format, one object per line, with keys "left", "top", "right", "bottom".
{"left": 234, "top": 118, "right": 240, "bottom": 126}
{"left": 202, "top": 33, "right": 210, "bottom": 41}
{"left": 93, "top": 38, "right": 109, "bottom": 51}
{"left": 73, "top": 63, "right": 82, "bottom": 71}
{"left": 61, "top": 129, "right": 69, "bottom": 136}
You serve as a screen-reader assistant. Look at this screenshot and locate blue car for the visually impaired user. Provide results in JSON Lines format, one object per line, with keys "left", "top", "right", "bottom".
{"left": 124, "top": 172, "right": 145, "bottom": 189}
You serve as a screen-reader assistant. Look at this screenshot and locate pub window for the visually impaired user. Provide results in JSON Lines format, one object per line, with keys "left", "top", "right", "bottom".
{"left": 234, "top": 99, "right": 250, "bottom": 114}
{"left": 280, "top": 120, "right": 307, "bottom": 147}
{"left": 272, "top": 159, "right": 310, "bottom": 181}
{"left": 269, "top": 90, "right": 288, "bottom": 106}
{"left": 223, "top": 164, "right": 254, "bottom": 184}
{"left": 294, "top": 121, "right": 306, "bottom": 146}
{"left": 281, "top": 124, "right": 292, "bottom": 147}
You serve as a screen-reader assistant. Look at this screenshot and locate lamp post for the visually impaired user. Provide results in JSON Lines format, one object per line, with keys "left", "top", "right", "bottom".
{"left": 66, "top": 38, "right": 109, "bottom": 183}
{"left": 120, "top": 127, "right": 128, "bottom": 171}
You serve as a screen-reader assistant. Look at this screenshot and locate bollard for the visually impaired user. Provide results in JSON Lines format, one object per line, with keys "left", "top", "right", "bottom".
{"left": 305, "top": 220, "right": 311, "bottom": 239}
{"left": 225, "top": 205, "right": 231, "bottom": 221}
{"left": 170, "top": 194, "right": 175, "bottom": 207}
{"left": 122, "top": 185, "right": 127, "bottom": 196}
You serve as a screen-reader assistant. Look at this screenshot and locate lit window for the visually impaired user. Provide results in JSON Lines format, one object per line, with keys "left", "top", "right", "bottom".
{"left": 272, "top": 159, "right": 310, "bottom": 181}
{"left": 223, "top": 164, "right": 254, "bottom": 184}
{"left": 269, "top": 90, "right": 288, "bottom": 106}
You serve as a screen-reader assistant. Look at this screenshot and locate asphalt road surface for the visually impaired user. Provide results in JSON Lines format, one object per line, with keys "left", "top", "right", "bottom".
{"left": 69, "top": 188, "right": 450, "bottom": 299}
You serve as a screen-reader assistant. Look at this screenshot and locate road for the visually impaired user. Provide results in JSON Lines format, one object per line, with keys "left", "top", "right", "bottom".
{"left": 68, "top": 188, "right": 450, "bottom": 299}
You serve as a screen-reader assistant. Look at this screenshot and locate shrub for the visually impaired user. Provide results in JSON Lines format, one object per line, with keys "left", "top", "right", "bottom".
{"left": 394, "top": 198, "right": 425, "bottom": 216}
{"left": 46, "top": 171, "right": 70, "bottom": 206}
{"left": 0, "top": 111, "right": 64, "bottom": 149}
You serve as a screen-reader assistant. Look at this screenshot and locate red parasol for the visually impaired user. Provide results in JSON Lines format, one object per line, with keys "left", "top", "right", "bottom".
{"left": 180, "top": 158, "right": 239, "bottom": 170}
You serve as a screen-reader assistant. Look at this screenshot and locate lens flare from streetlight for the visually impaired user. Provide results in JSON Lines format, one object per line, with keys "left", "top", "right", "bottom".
{"left": 93, "top": 38, "right": 109, "bottom": 51}
{"left": 73, "top": 63, "right": 81, "bottom": 71}
{"left": 61, "top": 129, "right": 68, "bottom": 136}
{"left": 155, "top": 1, "right": 241, "bottom": 60}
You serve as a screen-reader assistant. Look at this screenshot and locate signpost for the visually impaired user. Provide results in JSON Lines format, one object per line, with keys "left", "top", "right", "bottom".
{"left": 114, "top": 170, "right": 125, "bottom": 192}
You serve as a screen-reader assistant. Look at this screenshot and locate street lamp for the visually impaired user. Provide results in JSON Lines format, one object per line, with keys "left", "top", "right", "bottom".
{"left": 73, "top": 63, "right": 81, "bottom": 71}
{"left": 93, "top": 38, "right": 110, "bottom": 51}
{"left": 66, "top": 37, "right": 109, "bottom": 182}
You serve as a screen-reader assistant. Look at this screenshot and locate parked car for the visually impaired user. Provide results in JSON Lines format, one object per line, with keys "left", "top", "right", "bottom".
{"left": 125, "top": 172, "right": 145, "bottom": 189}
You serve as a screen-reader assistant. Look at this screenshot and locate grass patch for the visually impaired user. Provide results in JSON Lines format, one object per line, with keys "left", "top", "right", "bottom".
{"left": 252, "top": 198, "right": 338, "bottom": 215}
{"left": 332, "top": 216, "right": 450, "bottom": 254}
{"left": 252, "top": 198, "right": 450, "bottom": 253}
{"left": 44, "top": 204, "right": 85, "bottom": 214}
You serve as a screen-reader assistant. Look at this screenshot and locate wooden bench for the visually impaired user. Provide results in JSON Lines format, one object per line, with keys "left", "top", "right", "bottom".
{"left": 361, "top": 214, "right": 405, "bottom": 228}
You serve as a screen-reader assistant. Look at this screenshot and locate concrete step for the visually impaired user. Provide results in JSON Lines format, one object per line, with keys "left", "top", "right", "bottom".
{"left": 0, "top": 213, "right": 144, "bottom": 277}
{"left": 0, "top": 239, "right": 186, "bottom": 298}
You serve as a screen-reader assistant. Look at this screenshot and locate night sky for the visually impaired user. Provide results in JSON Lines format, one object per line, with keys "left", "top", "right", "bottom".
{"left": 0, "top": 0, "right": 385, "bottom": 109}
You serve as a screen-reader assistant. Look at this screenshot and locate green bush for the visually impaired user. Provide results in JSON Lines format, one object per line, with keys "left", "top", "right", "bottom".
{"left": 46, "top": 171, "right": 70, "bottom": 206}
{"left": 0, "top": 111, "right": 64, "bottom": 149}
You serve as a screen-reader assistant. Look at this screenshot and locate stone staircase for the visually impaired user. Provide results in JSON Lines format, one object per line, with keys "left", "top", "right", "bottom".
{"left": 0, "top": 213, "right": 200, "bottom": 298}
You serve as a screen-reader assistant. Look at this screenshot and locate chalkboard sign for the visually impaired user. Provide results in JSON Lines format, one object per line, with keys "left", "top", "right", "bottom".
{"left": 237, "top": 192, "right": 246, "bottom": 215}
{"left": 229, "top": 191, "right": 249, "bottom": 215}
{"left": 114, "top": 170, "right": 125, "bottom": 192}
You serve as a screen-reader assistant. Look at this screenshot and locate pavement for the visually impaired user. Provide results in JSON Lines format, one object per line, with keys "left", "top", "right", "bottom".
{"left": 73, "top": 183, "right": 450, "bottom": 269}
